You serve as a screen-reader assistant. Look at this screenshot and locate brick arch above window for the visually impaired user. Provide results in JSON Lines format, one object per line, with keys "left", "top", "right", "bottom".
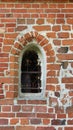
{"left": 10, "top": 31, "right": 55, "bottom": 56}
{"left": 9, "top": 31, "right": 56, "bottom": 98}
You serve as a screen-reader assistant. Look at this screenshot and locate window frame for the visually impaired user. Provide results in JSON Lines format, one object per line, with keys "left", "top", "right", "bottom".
{"left": 19, "top": 42, "right": 46, "bottom": 99}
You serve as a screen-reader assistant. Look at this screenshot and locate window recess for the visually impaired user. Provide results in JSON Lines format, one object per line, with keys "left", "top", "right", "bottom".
{"left": 19, "top": 43, "right": 46, "bottom": 99}
{"left": 21, "top": 50, "right": 41, "bottom": 93}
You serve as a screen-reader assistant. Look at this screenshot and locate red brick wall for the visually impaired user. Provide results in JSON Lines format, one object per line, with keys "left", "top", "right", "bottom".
{"left": 0, "top": 0, "right": 73, "bottom": 130}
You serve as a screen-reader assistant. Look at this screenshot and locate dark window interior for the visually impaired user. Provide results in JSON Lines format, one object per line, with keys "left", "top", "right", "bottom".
{"left": 21, "top": 50, "right": 41, "bottom": 93}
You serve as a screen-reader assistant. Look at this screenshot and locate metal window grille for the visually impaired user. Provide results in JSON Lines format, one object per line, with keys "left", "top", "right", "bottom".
{"left": 21, "top": 50, "right": 41, "bottom": 93}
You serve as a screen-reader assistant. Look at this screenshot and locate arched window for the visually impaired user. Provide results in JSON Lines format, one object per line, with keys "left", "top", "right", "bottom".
{"left": 21, "top": 50, "right": 41, "bottom": 93}
{"left": 19, "top": 43, "right": 46, "bottom": 99}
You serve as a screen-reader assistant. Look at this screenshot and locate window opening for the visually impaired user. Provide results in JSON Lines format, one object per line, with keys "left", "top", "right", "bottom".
{"left": 21, "top": 50, "right": 41, "bottom": 93}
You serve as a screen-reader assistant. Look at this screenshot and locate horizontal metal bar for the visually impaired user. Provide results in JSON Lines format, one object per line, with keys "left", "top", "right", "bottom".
{"left": 21, "top": 71, "right": 41, "bottom": 74}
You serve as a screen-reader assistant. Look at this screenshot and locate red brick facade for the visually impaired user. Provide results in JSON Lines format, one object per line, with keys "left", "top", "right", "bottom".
{"left": 0, "top": 0, "right": 73, "bottom": 129}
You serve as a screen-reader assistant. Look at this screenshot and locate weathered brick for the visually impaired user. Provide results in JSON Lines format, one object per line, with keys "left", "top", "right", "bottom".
{"left": 20, "top": 118, "right": 29, "bottom": 125}
{"left": 67, "top": 120, "right": 73, "bottom": 125}
{"left": 33, "top": 25, "right": 51, "bottom": 31}
{"left": 62, "top": 78, "right": 73, "bottom": 83}
{"left": 36, "top": 127, "right": 55, "bottom": 130}
{"left": 36, "top": 19, "right": 44, "bottom": 24}
{"left": 62, "top": 62, "right": 68, "bottom": 69}
{"left": 2, "top": 106, "right": 11, "bottom": 112}
{"left": 16, "top": 126, "right": 35, "bottom": 130}
{"left": 43, "top": 119, "right": 50, "bottom": 125}
{"left": 57, "top": 47, "right": 68, "bottom": 53}
{"left": 64, "top": 127, "right": 73, "bottom": 130}
{"left": 0, "top": 119, "right": 8, "bottom": 125}
{"left": 51, "top": 119, "right": 66, "bottom": 125}
{"left": 34, "top": 106, "right": 47, "bottom": 113}
{"left": 47, "top": 32, "right": 56, "bottom": 38}
{"left": 58, "top": 32, "right": 69, "bottom": 38}
{"left": 0, "top": 127, "right": 14, "bottom": 130}
{"left": 30, "top": 118, "right": 41, "bottom": 124}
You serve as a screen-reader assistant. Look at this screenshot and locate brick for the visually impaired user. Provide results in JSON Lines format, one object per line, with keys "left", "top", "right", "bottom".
{"left": 27, "top": 19, "right": 35, "bottom": 24}
{"left": 43, "top": 119, "right": 50, "bottom": 125}
{"left": 62, "top": 62, "right": 68, "bottom": 69}
{"left": 12, "top": 105, "right": 21, "bottom": 112}
{"left": 47, "top": 14, "right": 56, "bottom": 18}
{"left": 0, "top": 127, "right": 14, "bottom": 130}
{"left": 6, "top": 91, "right": 18, "bottom": 98}
{"left": 62, "top": 25, "right": 71, "bottom": 30}
{"left": 56, "top": 19, "right": 65, "bottom": 24}
{"left": 51, "top": 119, "right": 66, "bottom": 125}
{"left": 11, "top": 9, "right": 27, "bottom": 13}
{"left": 62, "top": 39, "right": 73, "bottom": 45}
{"left": 0, "top": 119, "right": 8, "bottom": 125}
{"left": 47, "top": 32, "right": 56, "bottom": 38}
{"left": 1, "top": 18, "right": 16, "bottom": 23}
{"left": 6, "top": 23, "right": 16, "bottom": 27}
{"left": 30, "top": 118, "right": 41, "bottom": 124}
{"left": 0, "top": 113, "right": 15, "bottom": 117}
{"left": 57, "top": 54, "right": 73, "bottom": 60}
{"left": 52, "top": 25, "right": 61, "bottom": 31}
{"left": 10, "top": 118, "right": 19, "bottom": 125}
{"left": 69, "top": 91, "right": 73, "bottom": 96}
{"left": 20, "top": 118, "right": 29, "bottom": 125}
{"left": 3, "top": 39, "right": 14, "bottom": 45}
{"left": 58, "top": 32, "right": 69, "bottom": 38}
{"left": 47, "top": 19, "right": 55, "bottom": 24}
{"left": 64, "top": 127, "right": 73, "bottom": 130}
{"left": 5, "top": 33, "right": 18, "bottom": 39}
{"left": 0, "top": 58, "right": 9, "bottom": 62}
{"left": 57, "top": 47, "right": 68, "bottom": 53}
{"left": 0, "top": 99, "right": 14, "bottom": 105}
{"left": 33, "top": 26, "right": 51, "bottom": 31}
{"left": 47, "top": 64, "right": 60, "bottom": 70}
{"left": 55, "top": 106, "right": 64, "bottom": 113}
{"left": 68, "top": 113, "right": 73, "bottom": 118}
{"left": 15, "top": 26, "right": 27, "bottom": 31}
{"left": 55, "top": 92, "right": 60, "bottom": 97}
{"left": 36, "top": 127, "right": 55, "bottom": 130}
{"left": 36, "top": 19, "right": 44, "bottom": 25}
{"left": 34, "top": 106, "right": 47, "bottom": 112}
{"left": 47, "top": 71, "right": 56, "bottom": 77}
{"left": 66, "top": 84, "right": 73, "bottom": 89}
{"left": 62, "top": 78, "right": 73, "bottom": 83}
{"left": 22, "top": 106, "right": 33, "bottom": 112}
{"left": 37, "top": 113, "right": 55, "bottom": 118}
{"left": 31, "top": 14, "right": 39, "bottom": 18}
{"left": 46, "top": 85, "right": 55, "bottom": 91}
{"left": 17, "top": 100, "right": 26, "bottom": 104}
{"left": 28, "top": 100, "right": 47, "bottom": 105}
{"left": 40, "top": 3, "right": 48, "bottom": 8}
{"left": 57, "top": 114, "right": 66, "bottom": 118}
{"left": 17, "top": 113, "right": 35, "bottom": 117}
{"left": 69, "top": 46, "right": 73, "bottom": 51}
{"left": 47, "top": 78, "right": 58, "bottom": 84}
{"left": 47, "top": 57, "right": 55, "bottom": 62}
{"left": 67, "top": 120, "right": 73, "bottom": 125}
{"left": 53, "top": 40, "right": 61, "bottom": 46}
{"left": 17, "top": 19, "right": 25, "bottom": 24}
{"left": 16, "top": 126, "right": 35, "bottom": 130}
{"left": 3, "top": 46, "right": 11, "bottom": 52}
{"left": 2, "top": 106, "right": 11, "bottom": 112}
{"left": 67, "top": 19, "right": 73, "bottom": 24}
{"left": 32, "top": 4, "right": 39, "bottom": 8}
{"left": 36, "top": 34, "right": 44, "bottom": 43}
{"left": 45, "top": 9, "right": 60, "bottom": 13}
